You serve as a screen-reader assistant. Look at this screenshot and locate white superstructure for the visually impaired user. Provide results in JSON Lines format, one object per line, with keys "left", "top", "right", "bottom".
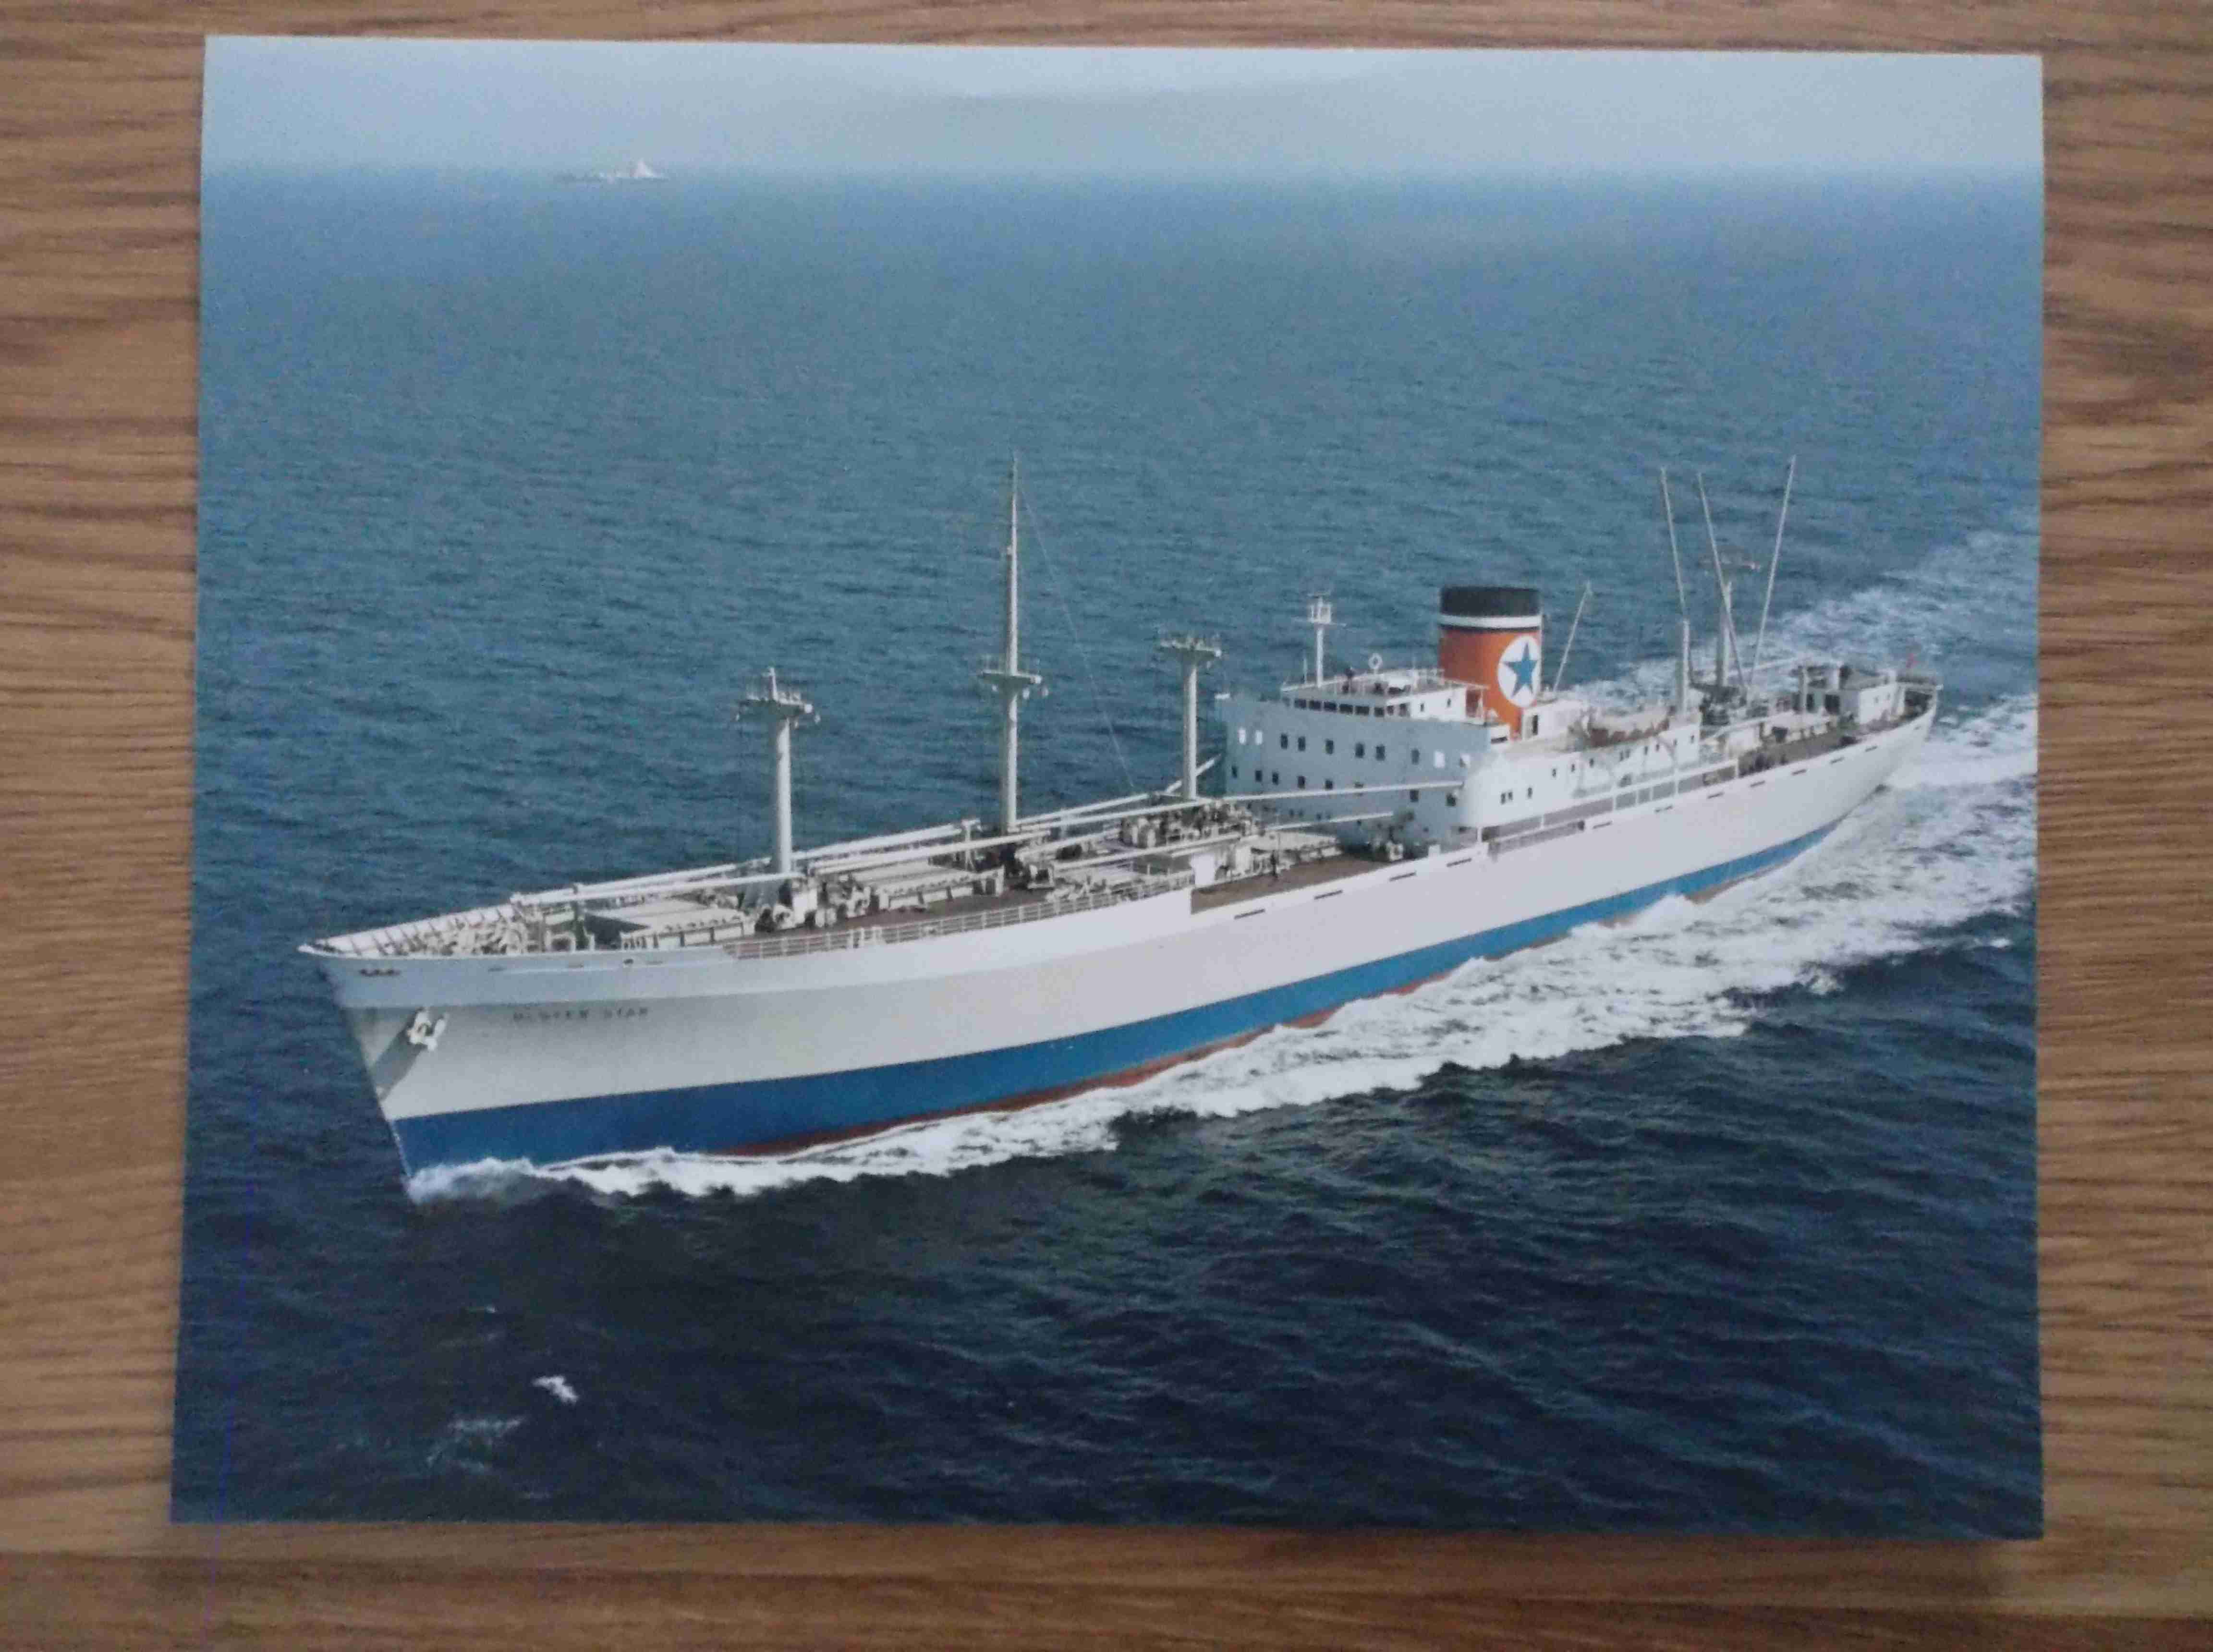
{"left": 306, "top": 464, "right": 1940, "bottom": 1177}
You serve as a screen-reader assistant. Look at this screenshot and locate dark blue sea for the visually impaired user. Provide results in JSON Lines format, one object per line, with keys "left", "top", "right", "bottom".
{"left": 179, "top": 170, "right": 2040, "bottom": 1530}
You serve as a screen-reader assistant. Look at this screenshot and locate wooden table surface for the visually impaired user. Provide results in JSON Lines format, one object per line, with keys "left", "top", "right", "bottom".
{"left": 3, "top": 4, "right": 2208, "bottom": 1646}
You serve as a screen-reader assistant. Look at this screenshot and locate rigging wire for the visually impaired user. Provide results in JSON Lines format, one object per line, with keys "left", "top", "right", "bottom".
{"left": 1012, "top": 479, "right": 1142, "bottom": 794}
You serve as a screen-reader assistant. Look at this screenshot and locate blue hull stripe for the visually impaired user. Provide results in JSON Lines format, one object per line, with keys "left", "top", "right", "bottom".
{"left": 392, "top": 823, "right": 1834, "bottom": 1173}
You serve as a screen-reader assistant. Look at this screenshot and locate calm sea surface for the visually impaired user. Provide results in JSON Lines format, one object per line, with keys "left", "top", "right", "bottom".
{"left": 180, "top": 171, "right": 2040, "bottom": 1529}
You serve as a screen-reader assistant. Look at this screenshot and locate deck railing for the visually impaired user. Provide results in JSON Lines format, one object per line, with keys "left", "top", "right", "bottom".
{"left": 713, "top": 870, "right": 1194, "bottom": 961}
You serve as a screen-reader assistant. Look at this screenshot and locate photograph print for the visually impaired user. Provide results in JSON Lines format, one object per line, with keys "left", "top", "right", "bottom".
{"left": 180, "top": 42, "right": 2042, "bottom": 1530}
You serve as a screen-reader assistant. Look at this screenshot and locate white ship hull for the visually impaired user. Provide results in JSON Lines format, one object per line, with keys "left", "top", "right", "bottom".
{"left": 319, "top": 709, "right": 1932, "bottom": 1175}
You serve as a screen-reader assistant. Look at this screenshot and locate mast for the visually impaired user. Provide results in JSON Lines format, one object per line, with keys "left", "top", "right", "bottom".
{"left": 1750, "top": 455, "right": 1795, "bottom": 679}
{"left": 1661, "top": 468, "right": 1695, "bottom": 718}
{"left": 1549, "top": 582, "right": 1592, "bottom": 693}
{"left": 1157, "top": 635, "right": 1223, "bottom": 800}
{"left": 1697, "top": 471, "right": 1740, "bottom": 688}
{"left": 738, "top": 667, "right": 816, "bottom": 876}
{"left": 976, "top": 459, "right": 1043, "bottom": 834}
{"left": 1006, "top": 458, "right": 1020, "bottom": 685}
{"left": 1305, "top": 595, "right": 1334, "bottom": 685}
{"left": 1660, "top": 468, "right": 1689, "bottom": 622}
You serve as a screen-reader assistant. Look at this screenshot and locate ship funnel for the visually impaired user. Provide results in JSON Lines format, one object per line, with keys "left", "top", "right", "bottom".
{"left": 1438, "top": 585, "right": 1543, "bottom": 734}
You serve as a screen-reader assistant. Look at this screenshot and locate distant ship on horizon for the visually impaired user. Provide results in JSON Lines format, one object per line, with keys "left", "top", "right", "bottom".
{"left": 569, "top": 159, "right": 665, "bottom": 183}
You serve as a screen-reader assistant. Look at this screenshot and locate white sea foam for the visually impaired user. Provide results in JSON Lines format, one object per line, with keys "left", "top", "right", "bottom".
{"left": 409, "top": 529, "right": 2037, "bottom": 1206}
{"left": 534, "top": 1374, "right": 579, "bottom": 1405}
{"left": 1886, "top": 695, "right": 2036, "bottom": 791}
{"left": 408, "top": 1157, "right": 567, "bottom": 1203}
{"left": 426, "top": 1413, "right": 523, "bottom": 1473}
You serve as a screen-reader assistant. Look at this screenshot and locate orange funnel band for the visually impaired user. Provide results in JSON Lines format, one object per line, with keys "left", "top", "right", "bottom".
{"left": 1437, "top": 586, "right": 1542, "bottom": 735}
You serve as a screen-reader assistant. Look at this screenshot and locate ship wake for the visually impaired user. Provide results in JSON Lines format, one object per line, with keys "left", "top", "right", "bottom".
{"left": 407, "top": 682, "right": 2034, "bottom": 1205}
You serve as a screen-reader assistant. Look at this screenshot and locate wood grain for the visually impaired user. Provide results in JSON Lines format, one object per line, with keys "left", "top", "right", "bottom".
{"left": 3, "top": 3, "right": 2209, "bottom": 1645}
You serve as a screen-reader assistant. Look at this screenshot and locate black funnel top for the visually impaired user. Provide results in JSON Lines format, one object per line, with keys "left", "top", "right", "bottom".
{"left": 1440, "top": 585, "right": 1541, "bottom": 618}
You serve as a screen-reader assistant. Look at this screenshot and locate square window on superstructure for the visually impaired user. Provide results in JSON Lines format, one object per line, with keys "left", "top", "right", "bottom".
{"left": 1297, "top": 736, "right": 1307, "bottom": 752}
{"left": 1355, "top": 743, "right": 1365, "bottom": 758}
{"left": 1376, "top": 748, "right": 1387, "bottom": 762}
{"left": 1280, "top": 733, "right": 1289, "bottom": 750}
{"left": 1325, "top": 740, "right": 1335, "bottom": 754}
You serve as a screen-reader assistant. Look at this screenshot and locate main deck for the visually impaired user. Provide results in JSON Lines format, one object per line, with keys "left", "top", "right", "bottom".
{"left": 306, "top": 642, "right": 1939, "bottom": 974}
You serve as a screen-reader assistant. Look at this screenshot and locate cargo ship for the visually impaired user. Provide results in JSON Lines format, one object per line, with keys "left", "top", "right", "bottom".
{"left": 305, "top": 464, "right": 1939, "bottom": 1178}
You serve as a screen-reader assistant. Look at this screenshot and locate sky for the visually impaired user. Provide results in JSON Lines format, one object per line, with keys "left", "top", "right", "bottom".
{"left": 202, "top": 41, "right": 2042, "bottom": 180}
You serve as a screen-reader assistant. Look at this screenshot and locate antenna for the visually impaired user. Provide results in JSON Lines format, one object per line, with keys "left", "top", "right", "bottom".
{"left": 1660, "top": 468, "right": 1688, "bottom": 621}
{"left": 1749, "top": 455, "right": 1795, "bottom": 679}
{"left": 1550, "top": 581, "right": 1593, "bottom": 693}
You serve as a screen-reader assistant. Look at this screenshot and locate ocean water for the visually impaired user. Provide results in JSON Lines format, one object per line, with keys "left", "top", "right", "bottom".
{"left": 178, "top": 170, "right": 2040, "bottom": 1529}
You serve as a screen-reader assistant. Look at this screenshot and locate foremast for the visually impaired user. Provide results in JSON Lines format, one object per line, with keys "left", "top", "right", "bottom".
{"left": 976, "top": 459, "right": 1044, "bottom": 833}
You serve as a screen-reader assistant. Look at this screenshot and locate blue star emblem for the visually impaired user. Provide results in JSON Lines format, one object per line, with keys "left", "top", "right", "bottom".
{"left": 1504, "top": 639, "right": 1539, "bottom": 697}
